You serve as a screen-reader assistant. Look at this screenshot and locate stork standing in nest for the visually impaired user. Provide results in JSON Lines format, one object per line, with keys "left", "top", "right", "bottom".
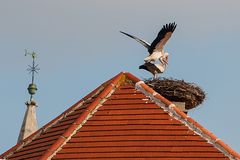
{"left": 120, "top": 22, "right": 176, "bottom": 64}
{"left": 139, "top": 52, "right": 169, "bottom": 79}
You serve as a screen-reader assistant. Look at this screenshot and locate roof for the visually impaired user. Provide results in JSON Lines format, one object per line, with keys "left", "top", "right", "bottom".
{"left": 1, "top": 72, "right": 239, "bottom": 160}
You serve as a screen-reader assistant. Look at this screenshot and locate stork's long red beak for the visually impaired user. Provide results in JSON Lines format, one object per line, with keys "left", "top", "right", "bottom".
{"left": 161, "top": 56, "right": 168, "bottom": 65}
{"left": 163, "top": 59, "right": 168, "bottom": 65}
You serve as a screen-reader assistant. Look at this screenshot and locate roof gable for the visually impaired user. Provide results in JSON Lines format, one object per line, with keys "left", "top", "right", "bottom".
{"left": 1, "top": 72, "right": 239, "bottom": 160}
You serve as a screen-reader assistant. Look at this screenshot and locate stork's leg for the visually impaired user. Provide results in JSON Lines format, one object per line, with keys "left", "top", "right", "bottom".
{"left": 153, "top": 74, "right": 158, "bottom": 80}
{"left": 151, "top": 74, "right": 155, "bottom": 80}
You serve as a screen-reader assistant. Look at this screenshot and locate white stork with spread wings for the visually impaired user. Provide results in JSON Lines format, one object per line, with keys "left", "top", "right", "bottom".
{"left": 120, "top": 22, "right": 176, "bottom": 64}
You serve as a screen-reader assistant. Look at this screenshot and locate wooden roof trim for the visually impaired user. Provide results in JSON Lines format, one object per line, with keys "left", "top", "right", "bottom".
{"left": 125, "top": 72, "right": 240, "bottom": 160}
{"left": 41, "top": 72, "right": 125, "bottom": 160}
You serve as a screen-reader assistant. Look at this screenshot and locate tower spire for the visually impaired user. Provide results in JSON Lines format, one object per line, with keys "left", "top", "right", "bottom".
{"left": 18, "top": 50, "right": 40, "bottom": 142}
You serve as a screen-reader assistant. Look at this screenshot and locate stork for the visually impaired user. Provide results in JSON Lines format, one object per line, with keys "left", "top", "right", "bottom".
{"left": 120, "top": 22, "right": 176, "bottom": 64}
{"left": 139, "top": 53, "right": 169, "bottom": 79}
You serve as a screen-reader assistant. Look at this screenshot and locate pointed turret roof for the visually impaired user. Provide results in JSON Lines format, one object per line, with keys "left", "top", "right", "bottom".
{"left": 1, "top": 72, "right": 239, "bottom": 160}
{"left": 17, "top": 101, "right": 38, "bottom": 142}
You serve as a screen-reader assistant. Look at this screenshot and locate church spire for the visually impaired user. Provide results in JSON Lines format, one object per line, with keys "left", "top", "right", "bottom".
{"left": 17, "top": 50, "right": 40, "bottom": 142}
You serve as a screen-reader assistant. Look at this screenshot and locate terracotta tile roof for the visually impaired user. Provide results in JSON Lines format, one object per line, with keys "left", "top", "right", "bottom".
{"left": 1, "top": 72, "right": 239, "bottom": 160}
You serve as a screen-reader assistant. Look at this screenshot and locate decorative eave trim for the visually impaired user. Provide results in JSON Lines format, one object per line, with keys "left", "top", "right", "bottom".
{"left": 125, "top": 72, "right": 240, "bottom": 160}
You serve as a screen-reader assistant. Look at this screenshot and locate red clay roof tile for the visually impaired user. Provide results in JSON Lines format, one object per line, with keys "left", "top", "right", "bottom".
{"left": 1, "top": 72, "right": 239, "bottom": 160}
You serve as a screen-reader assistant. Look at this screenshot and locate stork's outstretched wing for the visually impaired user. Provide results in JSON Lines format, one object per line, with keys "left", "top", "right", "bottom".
{"left": 120, "top": 31, "right": 151, "bottom": 50}
{"left": 148, "top": 22, "right": 177, "bottom": 54}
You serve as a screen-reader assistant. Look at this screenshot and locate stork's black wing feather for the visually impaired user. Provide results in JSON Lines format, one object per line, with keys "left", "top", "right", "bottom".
{"left": 148, "top": 22, "right": 177, "bottom": 54}
{"left": 120, "top": 31, "right": 151, "bottom": 50}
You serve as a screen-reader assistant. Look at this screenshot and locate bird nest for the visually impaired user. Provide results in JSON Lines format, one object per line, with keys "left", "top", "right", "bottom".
{"left": 144, "top": 78, "right": 206, "bottom": 110}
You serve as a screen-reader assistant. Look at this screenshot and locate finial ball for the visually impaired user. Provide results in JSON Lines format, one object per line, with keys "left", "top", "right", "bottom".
{"left": 27, "top": 83, "right": 37, "bottom": 95}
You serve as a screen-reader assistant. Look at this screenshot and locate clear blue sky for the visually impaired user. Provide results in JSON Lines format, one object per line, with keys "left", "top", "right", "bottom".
{"left": 0, "top": 0, "right": 239, "bottom": 154}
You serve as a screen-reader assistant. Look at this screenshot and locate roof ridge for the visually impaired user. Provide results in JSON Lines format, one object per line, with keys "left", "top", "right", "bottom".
{"left": 125, "top": 72, "right": 240, "bottom": 160}
{"left": 40, "top": 72, "right": 125, "bottom": 160}
{"left": 0, "top": 73, "right": 120, "bottom": 159}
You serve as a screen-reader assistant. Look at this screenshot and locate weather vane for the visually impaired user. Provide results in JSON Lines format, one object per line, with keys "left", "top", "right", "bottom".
{"left": 25, "top": 50, "right": 40, "bottom": 101}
